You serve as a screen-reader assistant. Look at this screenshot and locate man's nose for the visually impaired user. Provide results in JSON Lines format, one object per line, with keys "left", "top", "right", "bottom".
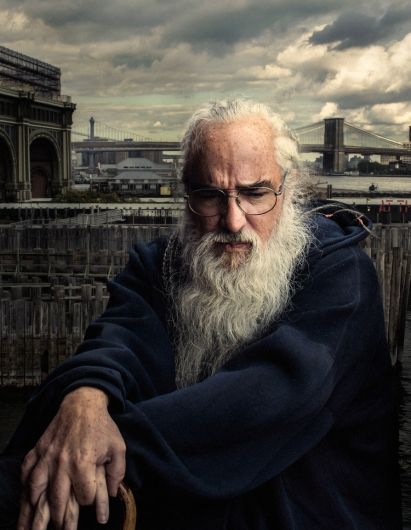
{"left": 220, "top": 196, "right": 247, "bottom": 233}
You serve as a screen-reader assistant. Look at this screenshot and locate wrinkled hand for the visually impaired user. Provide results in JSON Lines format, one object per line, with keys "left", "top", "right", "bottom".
{"left": 18, "top": 387, "right": 126, "bottom": 530}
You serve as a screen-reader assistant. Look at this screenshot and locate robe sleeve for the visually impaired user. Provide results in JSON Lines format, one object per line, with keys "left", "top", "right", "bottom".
{"left": 4, "top": 240, "right": 176, "bottom": 452}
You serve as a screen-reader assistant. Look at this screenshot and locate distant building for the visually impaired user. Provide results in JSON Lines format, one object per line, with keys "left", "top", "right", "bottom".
{"left": 0, "top": 46, "right": 75, "bottom": 202}
{"left": 347, "top": 155, "right": 363, "bottom": 170}
{"left": 381, "top": 147, "right": 411, "bottom": 165}
{"left": 381, "top": 154, "right": 397, "bottom": 164}
{"left": 89, "top": 157, "right": 178, "bottom": 197}
{"left": 381, "top": 127, "right": 411, "bottom": 165}
{"left": 382, "top": 136, "right": 411, "bottom": 173}
{"left": 401, "top": 142, "right": 411, "bottom": 164}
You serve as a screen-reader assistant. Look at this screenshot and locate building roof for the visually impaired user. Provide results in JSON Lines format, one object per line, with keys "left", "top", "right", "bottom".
{"left": 115, "top": 170, "right": 175, "bottom": 181}
{"left": 117, "top": 157, "right": 170, "bottom": 170}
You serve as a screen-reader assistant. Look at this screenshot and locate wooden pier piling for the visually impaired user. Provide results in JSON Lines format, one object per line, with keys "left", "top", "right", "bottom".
{"left": 0, "top": 222, "right": 409, "bottom": 384}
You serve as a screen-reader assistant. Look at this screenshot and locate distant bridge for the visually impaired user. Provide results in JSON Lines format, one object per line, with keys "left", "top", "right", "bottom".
{"left": 294, "top": 118, "right": 411, "bottom": 172}
{"left": 72, "top": 117, "right": 411, "bottom": 172}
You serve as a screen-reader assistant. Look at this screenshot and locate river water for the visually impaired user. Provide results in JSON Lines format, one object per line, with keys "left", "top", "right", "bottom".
{"left": 315, "top": 174, "right": 411, "bottom": 194}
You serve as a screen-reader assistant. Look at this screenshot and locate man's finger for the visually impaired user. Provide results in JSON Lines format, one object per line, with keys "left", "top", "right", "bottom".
{"left": 27, "top": 459, "right": 49, "bottom": 506}
{"left": 95, "top": 466, "right": 109, "bottom": 524}
{"left": 105, "top": 451, "right": 126, "bottom": 497}
{"left": 71, "top": 462, "right": 98, "bottom": 505}
{"left": 21, "top": 449, "right": 38, "bottom": 484}
{"left": 17, "top": 491, "right": 33, "bottom": 530}
{"left": 31, "top": 491, "right": 50, "bottom": 530}
{"left": 49, "top": 468, "right": 72, "bottom": 529}
{"left": 63, "top": 491, "right": 80, "bottom": 530}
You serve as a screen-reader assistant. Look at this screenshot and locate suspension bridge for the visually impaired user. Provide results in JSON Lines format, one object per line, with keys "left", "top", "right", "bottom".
{"left": 72, "top": 119, "right": 154, "bottom": 143}
{"left": 72, "top": 117, "right": 411, "bottom": 173}
{"left": 294, "top": 118, "right": 411, "bottom": 172}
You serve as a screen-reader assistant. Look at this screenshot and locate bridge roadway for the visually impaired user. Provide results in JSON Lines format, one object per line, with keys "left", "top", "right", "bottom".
{"left": 73, "top": 141, "right": 411, "bottom": 158}
{"left": 299, "top": 144, "right": 411, "bottom": 157}
{"left": 72, "top": 141, "right": 181, "bottom": 152}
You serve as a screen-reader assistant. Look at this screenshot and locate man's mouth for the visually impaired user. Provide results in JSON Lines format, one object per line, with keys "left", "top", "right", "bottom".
{"left": 214, "top": 241, "right": 253, "bottom": 253}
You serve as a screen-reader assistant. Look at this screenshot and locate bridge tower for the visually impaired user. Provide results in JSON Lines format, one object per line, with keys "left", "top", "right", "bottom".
{"left": 323, "top": 118, "right": 346, "bottom": 173}
{"left": 88, "top": 117, "right": 96, "bottom": 170}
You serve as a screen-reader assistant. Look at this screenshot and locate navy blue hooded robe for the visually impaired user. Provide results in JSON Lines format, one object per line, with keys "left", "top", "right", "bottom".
{"left": 5, "top": 207, "right": 401, "bottom": 529}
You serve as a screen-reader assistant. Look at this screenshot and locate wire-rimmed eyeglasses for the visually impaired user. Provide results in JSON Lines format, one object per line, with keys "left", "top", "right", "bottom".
{"left": 185, "top": 172, "right": 287, "bottom": 217}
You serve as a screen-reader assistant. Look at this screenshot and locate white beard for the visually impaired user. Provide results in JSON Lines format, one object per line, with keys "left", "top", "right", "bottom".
{"left": 170, "top": 197, "right": 312, "bottom": 388}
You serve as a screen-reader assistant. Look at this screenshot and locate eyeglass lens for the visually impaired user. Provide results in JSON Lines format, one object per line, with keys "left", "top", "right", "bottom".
{"left": 188, "top": 187, "right": 278, "bottom": 216}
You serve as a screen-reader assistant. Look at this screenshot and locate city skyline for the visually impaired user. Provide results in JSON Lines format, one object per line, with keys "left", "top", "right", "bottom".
{"left": 1, "top": 0, "right": 411, "bottom": 142}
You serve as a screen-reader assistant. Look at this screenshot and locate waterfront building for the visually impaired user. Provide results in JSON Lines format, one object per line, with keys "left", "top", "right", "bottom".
{"left": 381, "top": 128, "right": 411, "bottom": 165}
{"left": 88, "top": 157, "right": 178, "bottom": 197}
{"left": 0, "top": 46, "right": 75, "bottom": 202}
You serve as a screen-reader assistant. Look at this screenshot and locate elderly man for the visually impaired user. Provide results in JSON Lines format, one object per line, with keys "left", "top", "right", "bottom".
{"left": 1, "top": 98, "right": 401, "bottom": 529}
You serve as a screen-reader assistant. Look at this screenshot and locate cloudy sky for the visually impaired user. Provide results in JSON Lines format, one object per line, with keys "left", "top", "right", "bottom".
{"left": 1, "top": 0, "right": 411, "bottom": 142}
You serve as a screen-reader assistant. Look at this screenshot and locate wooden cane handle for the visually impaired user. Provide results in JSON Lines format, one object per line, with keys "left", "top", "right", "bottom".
{"left": 118, "top": 482, "right": 137, "bottom": 530}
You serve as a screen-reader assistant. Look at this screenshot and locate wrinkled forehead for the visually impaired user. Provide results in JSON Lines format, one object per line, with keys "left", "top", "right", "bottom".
{"left": 203, "top": 116, "right": 275, "bottom": 153}
{"left": 190, "top": 117, "right": 280, "bottom": 185}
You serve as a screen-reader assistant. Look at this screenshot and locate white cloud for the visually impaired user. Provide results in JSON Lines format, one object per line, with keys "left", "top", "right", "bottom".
{"left": 0, "top": 9, "right": 30, "bottom": 31}
{"left": 236, "top": 64, "right": 292, "bottom": 80}
{"left": 352, "top": 103, "right": 411, "bottom": 127}
{"left": 278, "top": 29, "right": 411, "bottom": 101}
{"left": 312, "top": 102, "right": 340, "bottom": 122}
{"left": 319, "top": 46, "right": 395, "bottom": 97}
{"left": 277, "top": 31, "right": 329, "bottom": 70}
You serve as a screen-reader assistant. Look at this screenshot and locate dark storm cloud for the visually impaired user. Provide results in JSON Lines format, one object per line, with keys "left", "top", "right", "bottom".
{"left": 1, "top": 0, "right": 174, "bottom": 29}
{"left": 163, "top": 4, "right": 286, "bottom": 46}
{"left": 0, "top": 0, "right": 360, "bottom": 47}
{"left": 310, "top": 6, "right": 411, "bottom": 50}
{"left": 380, "top": 5, "right": 411, "bottom": 27}
{"left": 0, "top": 0, "right": 192, "bottom": 46}
{"left": 326, "top": 89, "right": 411, "bottom": 111}
{"left": 310, "top": 13, "right": 383, "bottom": 48}
{"left": 112, "top": 52, "right": 163, "bottom": 69}
{"left": 162, "top": 0, "right": 359, "bottom": 48}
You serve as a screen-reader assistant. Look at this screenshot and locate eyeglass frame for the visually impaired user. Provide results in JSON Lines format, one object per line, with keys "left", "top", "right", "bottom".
{"left": 185, "top": 170, "right": 288, "bottom": 217}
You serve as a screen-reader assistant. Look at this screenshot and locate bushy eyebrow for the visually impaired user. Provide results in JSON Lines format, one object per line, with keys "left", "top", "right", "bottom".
{"left": 189, "top": 182, "right": 213, "bottom": 190}
{"left": 189, "top": 179, "right": 274, "bottom": 190}
{"left": 241, "top": 179, "right": 273, "bottom": 188}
